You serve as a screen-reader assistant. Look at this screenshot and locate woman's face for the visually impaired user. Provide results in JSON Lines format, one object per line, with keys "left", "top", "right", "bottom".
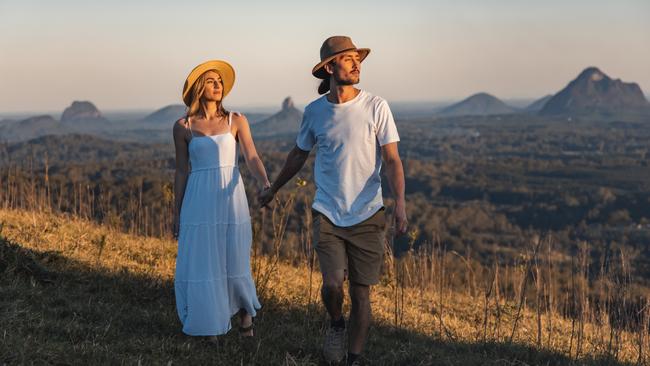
{"left": 201, "top": 71, "right": 224, "bottom": 102}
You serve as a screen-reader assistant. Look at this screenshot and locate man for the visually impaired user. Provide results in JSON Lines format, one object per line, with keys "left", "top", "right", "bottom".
{"left": 258, "top": 35, "right": 407, "bottom": 365}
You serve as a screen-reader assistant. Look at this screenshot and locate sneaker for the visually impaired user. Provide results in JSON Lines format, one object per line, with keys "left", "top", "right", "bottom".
{"left": 323, "top": 326, "right": 346, "bottom": 363}
{"left": 347, "top": 353, "right": 362, "bottom": 366}
{"left": 205, "top": 335, "right": 220, "bottom": 347}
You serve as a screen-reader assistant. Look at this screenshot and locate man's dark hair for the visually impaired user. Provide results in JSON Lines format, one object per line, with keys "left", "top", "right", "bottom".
{"left": 317, "top": 60, "right": 336, "bottom": 95}
{"left": 318, "top": 79, "right": 329, "bottom": 95}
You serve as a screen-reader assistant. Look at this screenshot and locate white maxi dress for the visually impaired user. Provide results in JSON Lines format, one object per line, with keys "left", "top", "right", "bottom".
{"left": 175, "top": 112, "right": 260, "bottom": 336}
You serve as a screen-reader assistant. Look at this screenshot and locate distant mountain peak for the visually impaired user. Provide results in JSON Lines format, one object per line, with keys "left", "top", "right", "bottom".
{"left": 142, "top": 104, "right": 186, "bottom": 124}
{"left": 590, "top": 71, "right": 604, "bottom": 82}
{"left": 22, "top": 115, "right": 58, "bottom": 123}
{"left": 282, "top": 97, "right": 295, "bottom": 111}
{"left": 61, "top": 101, "right": 104, "bottom": 123}
{"left": 0, "top": 114, "right": 60, "bottom": 142}
{"left": 251, "top": 97, "right": 303, "bottom": 137}
{"left": 472, "top": 92, "right": 494, "bottom": 99}
{"left": 540, "top": 67, "right": 649, "bottom": 116}
{"left": 574, "top": 67, "right": 616, "bottom": 85}
{"left": 579, "top": 66, "right": 603, "bottom": 78}
{"left": 436, "top": 92, "right": 517, "bottom": 117}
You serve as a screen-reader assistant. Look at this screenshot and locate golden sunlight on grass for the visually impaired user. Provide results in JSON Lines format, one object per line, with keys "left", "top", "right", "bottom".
{"left": 0, "top": 208, "right": 646, "bottom": 365}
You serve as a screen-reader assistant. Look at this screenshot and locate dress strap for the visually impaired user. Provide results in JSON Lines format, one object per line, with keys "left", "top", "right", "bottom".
{"left": 186, "top": 116, "right": 195, "bottom": 137}
{"left": 228, "top": 111, "right": 232, "bottom": 126}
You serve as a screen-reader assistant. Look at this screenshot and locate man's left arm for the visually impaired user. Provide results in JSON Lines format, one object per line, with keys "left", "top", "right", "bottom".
{"left": 381, "top": 142, "right": 408, "bottom": 235}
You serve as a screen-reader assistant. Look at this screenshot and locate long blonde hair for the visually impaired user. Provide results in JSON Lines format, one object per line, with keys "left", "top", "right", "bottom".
{"left": 186, "top": 70, "right": 229, "bottom": 118}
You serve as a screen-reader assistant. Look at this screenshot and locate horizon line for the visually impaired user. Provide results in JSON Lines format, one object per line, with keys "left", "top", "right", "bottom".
{"left": 3, "top": 92, "right": 650, "bottom": 118}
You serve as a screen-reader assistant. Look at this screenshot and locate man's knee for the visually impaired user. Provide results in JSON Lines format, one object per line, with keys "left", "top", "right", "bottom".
{"left": 322, "top": 270, "right": 345, "bottom": 289}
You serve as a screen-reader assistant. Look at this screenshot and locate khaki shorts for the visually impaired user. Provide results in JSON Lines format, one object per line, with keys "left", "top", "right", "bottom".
{"left": 312, "top": 208, "right": 386, "bottom": 286}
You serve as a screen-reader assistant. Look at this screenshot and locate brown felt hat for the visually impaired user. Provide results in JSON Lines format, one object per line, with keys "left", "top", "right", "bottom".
{"left": 182, "top": 60, "right": 235, "bottom": 106}
{"left": 312, "top": 36, "right": 370, "bottom": 79}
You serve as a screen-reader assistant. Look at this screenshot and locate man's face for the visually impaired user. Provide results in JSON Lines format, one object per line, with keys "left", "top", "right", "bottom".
{"left": 328, "top": 51, "right": 361, "bottom": 86}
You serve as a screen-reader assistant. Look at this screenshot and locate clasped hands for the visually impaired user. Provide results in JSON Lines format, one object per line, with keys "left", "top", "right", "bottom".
{"left": 257, "top": 182, "right": 274, "bottom": 209}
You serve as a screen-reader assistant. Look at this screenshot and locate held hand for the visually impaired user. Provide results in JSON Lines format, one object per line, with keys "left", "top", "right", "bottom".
{"left": 393, "top": 200, "right": 408, "bottom": 236}
{"left": 257, "top": 186, "right": 275, "bottom": 209}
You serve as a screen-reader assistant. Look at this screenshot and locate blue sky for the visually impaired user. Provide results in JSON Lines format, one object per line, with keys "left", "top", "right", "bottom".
{"left": 0, "top": 0, "right": 648, "bottom": 113}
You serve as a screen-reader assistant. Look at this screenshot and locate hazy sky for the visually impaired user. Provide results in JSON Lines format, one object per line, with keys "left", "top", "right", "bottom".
{"left": 0, "top": 0, "right": 649, "bottom": 113}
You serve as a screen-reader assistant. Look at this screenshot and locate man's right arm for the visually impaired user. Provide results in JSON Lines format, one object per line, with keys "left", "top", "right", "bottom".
{"left": 258, "top": 145, "right": 310, "bottom": 207}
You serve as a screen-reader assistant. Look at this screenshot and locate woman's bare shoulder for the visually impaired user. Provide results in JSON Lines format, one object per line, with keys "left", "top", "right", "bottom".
{"left": 175, "top": 116, "right": 192, "bottom": 127}
{"left": 173, "top": 117, "right": 190, "bottom": 136}
{"left": 231, "top": 112, "right": 249, "bottom": 127}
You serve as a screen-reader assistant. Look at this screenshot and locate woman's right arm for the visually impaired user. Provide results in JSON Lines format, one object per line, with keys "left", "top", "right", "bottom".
{"left": 173, "top": 119, "right": 190, "bottom": 238}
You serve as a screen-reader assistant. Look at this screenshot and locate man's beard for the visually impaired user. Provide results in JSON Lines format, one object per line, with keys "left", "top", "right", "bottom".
{"left": 333, "top": 73, "right": 360, "bottom": 86}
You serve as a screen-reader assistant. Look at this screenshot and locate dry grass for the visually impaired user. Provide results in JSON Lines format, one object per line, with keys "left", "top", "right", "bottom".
{"left": 0, "top": 208, "right": 646, "bottom": 365}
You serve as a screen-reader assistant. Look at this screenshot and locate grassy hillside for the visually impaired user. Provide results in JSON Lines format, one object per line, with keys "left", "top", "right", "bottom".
{"left": 0, "top": 208, "right": 645, "bottom": 365}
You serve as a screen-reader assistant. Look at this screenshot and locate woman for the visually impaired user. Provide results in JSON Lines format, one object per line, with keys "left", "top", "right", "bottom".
{"left": 172, "top": 60, "right": 269, "bottom": 337}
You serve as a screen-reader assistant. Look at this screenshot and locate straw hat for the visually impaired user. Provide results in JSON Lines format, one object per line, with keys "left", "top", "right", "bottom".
{"left": 312, "top": 36, "right": 370, "bottom": 79}
{"left": 182, "top": 60, "right": 235, "bottom": 106}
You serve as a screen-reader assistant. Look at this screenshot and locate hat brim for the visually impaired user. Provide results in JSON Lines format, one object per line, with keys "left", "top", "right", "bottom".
{"left": 182, "top": 60, "right": 235, "bottom": 106}
{"left": 311, "top": 48, "right": 370, "bottom": 79}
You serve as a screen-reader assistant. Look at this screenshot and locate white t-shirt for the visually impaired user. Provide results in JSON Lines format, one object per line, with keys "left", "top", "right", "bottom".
{"left": 296, "top": 90, "right": 400, "bottom": 227}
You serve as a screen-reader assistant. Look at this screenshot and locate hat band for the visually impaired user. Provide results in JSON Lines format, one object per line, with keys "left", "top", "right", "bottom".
{"left": 321, "top": 47, "right": 359, "bottom": 62}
